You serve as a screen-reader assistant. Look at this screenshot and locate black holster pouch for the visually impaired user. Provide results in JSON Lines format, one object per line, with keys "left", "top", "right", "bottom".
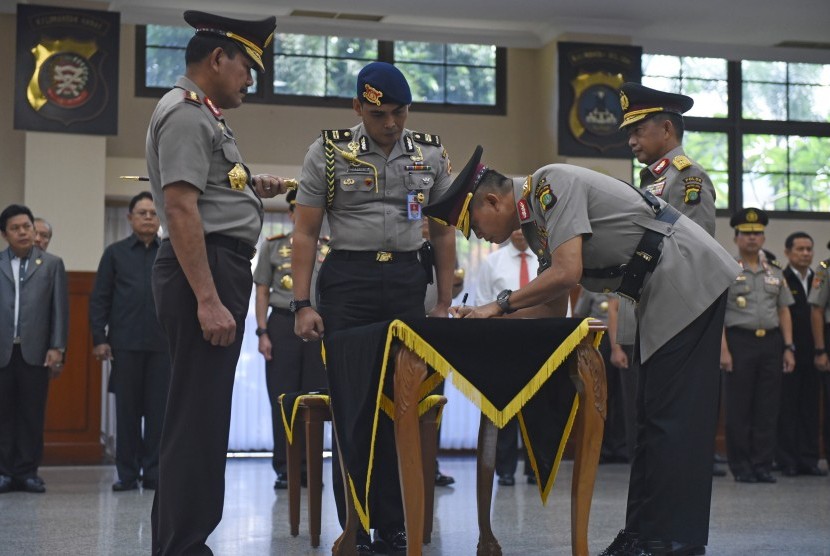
{"left": 419, "top": 240, "right": 435, "bottom": 284}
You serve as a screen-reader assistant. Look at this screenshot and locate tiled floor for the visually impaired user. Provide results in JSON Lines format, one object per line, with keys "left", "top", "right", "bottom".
{"left": 0, "top": 456, "right": 829, "bottom": 555}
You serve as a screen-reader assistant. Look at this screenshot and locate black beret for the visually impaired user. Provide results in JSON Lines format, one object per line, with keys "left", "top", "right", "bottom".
{"left": 356, "top": 62, "right": 412, "bottom": 106}
{"left": 619, "top": 82, "right": 694, "bottom": 129}
{"left": 423, "top": 146, "right": 486, "bottom": 239}
{"left": 184, "top": 10, "right": 276, "bottom": 72}
{"left": 730, "top": 207, "right": 769, "bottom": 232}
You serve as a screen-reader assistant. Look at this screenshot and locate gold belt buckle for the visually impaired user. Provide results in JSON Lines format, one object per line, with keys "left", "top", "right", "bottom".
{"left": 755, "top": 329, "right": 766, "bottom": 337}
{"left": 376, "top": 251, "right": 393, "bottom": 262}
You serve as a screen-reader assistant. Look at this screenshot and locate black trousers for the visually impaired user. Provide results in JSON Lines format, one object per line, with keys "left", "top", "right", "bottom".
{"left": 111, "top": 349, "right": 170, "bottom": 483}
{"left": 265, "top": 309, "right": 327, "bottom": 475}
{"left": 775, "top": 352, "right": 820, "bottom": 470}
{"left": 599, "top": 334, "right": 629, "bottom": 461}
{"left": 495, "top": 418, "right": 531, "bottom": 477}
{"left": 0, "top": 345, "right": 50, "bottom": 480}
{"left": 317, "top": 251, "right": 427, "bottom": 531}
{"left": 821, "top": 327, "right": 830, "bottom": 458}
{"left": 724, "top": 327, "right": 783, "bottom": 477}
{"left": 150, "top": 240, "right": 252, "bottom": 556}
{"left": 625, "top": 293, "right": 726, "bottom": 547}
{"left": 617, "top": 344, "right": 639, "bottom": 461}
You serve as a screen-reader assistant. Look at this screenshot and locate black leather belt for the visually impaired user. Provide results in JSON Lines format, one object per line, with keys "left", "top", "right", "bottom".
{"left": 270, "top": 306, "right": 293, "bottom": 317}
{"left": 204, "top": 234, "right": 257, "bottom": 260}
{"left": 329, "top": 250, "right": 418, "bottom": 263}
{"left": 727, "top": 326, "right": 780, "bottom": 338}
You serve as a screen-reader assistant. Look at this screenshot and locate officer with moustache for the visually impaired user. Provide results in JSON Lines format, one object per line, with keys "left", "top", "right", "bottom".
{"left": 292, "top": 62, "right": 456, "bottom": 554}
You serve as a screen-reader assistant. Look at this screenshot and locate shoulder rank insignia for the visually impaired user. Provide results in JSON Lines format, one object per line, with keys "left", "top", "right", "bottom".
{"left": 653, "top": 158, "right": 670, "bottom": 175}
{"left": 266, "top": 233, "right": 287, "bottom": 241}
{"left": 536, "top": 183, "right": 557, "bottom": 212}
{"left": 672, "top": 155, "right": 692, "bottom": 171}
{"left": 682, "top": 176, "right": 703, "bottom": 205}
{"left": 411, "top": 132, "right": 441, "bottom": 147}
{"left": 769, "top": 258, "right": 783, "bottom": 269}
{"left": 322, "top": 129, "right": 353, "bottom": 142}
{"left": 183, "top": 89, "right": 201, "bottom": 106}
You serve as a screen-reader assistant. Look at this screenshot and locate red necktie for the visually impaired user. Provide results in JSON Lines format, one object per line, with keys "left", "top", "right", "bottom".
{"left": 519, "top": 252, "right": 529, "bottom": 287}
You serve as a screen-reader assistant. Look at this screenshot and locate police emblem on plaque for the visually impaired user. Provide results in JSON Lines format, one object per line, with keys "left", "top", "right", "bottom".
{"left": 568, "top": 72, "right": 625, "bottom": 151}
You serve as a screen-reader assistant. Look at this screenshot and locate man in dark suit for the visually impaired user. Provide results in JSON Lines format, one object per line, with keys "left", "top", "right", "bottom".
{"left": 777, "top": 232, "right": 826, "bottom": 476}
{"left": 0, "top": 204, "right": 68, "bottom": 494}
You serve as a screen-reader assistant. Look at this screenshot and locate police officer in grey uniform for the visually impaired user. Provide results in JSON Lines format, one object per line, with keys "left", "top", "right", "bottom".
{"left": 145, "top": 11, "right": 288, "bottom": 555}
{"left": 720, "top": 208, "right": 795, "bottom": 484}
{"left": 574, "top": 291, "right": 628, "bottom": 463}
{"left": 253, "top": 189, "right": 328, "bottom": 490}
{"left": 619, "top": 83, "right": 716, "bottom": 237}
{"left": 292, "top": 62, "right": 457, "bottom": 553}
{"left": 808, "top": 246, "right": 830, "bottom": 460}
{"left": 425, "top": 146, "right": 740, "bottom": 556}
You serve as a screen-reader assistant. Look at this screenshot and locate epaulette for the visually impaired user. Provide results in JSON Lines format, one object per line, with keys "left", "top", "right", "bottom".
{"left": 411, "top": 132, "right": 441, "bottom": 147}
{"left": 318, "top": 235, "right": 331, "bottom": 243}
{"left": 821, "top": 259, "right": 829, "bottom": 269}
{"left": 266, "top": 233, "right": 288, "bottom": 241}
{"left": 182, "top": 89, "right": 201, "bottom": 106}
{"left": 769, "top": 258, "right": 783, "bottom": 269}
{"left": 672, "top": 155, "right": 692, "bottom": 171}
{"left": 322, "top": 129, "right": 354, "bottom": 142}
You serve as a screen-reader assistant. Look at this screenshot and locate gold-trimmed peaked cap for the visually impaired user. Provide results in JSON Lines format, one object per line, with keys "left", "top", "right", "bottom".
{"left": 730, "top": 207, "right": 769, "bottom": 233}
{"left": 618, "top": 82, "right": 694, "bottom": 129}
{"left": 184, "top": 10, "right": 276, "bottom": 72}
{"left": 356, "top": 62, "right": 412, "bottom": 106}
{"left": 422, "top": 145, "right": 486, "bottom": 239}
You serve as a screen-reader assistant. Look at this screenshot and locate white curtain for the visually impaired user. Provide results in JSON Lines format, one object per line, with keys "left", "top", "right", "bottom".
{"left": 104, "top": 206, "right": 493, "bottom": 451}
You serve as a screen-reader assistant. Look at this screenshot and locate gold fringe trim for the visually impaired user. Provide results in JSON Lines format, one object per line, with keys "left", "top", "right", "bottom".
{"left": 279, "top": 394, "right": 331, "bottom": 445}
{"left": 346, "top": 317, "right": 590, "bottom": 530}
{"left": 519, "top": 395, "right": 579, "bottom": 505}
{"left": 378, "top": 372, "right": 446, "bottom": 420}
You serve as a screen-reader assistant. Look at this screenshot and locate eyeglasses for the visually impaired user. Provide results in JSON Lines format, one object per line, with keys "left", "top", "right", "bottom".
{"left": 133, "top": 210, "right": 158, "bottom": 218}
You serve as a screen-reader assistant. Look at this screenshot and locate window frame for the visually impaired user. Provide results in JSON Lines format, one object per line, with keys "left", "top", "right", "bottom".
{"left": 135, "top": 25, "right": 506, "bottom": 115}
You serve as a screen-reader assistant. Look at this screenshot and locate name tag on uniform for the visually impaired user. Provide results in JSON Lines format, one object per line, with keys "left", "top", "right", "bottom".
{"left": 764, "top": 276, "right": 780, "bottom": 286}
{"left": 407, "top": 192, "right": 422, "bottom": 220}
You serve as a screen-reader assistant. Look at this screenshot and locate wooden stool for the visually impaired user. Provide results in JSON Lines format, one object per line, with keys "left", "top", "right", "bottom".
{"left": 282, "top": 393, "right": 447, "bottom": 548}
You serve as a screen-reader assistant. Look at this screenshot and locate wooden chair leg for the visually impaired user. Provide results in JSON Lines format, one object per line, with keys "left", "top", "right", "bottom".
{"left": 568, "top": 340, "right": 607, "bottom": 556}
{"left": 286, "top": 409, "right": 303, "bottom": 538}
{"left": 330, "top": 408, "right": 359, "bottom": 556}
{"left": 393, "top": 347, "right": 428, "bottom": 556}
{"left": 306, "top": 407, "right": 326, "bottom": 548}
{"left": 476, "top": 414, "right": 502, "bottom": 556}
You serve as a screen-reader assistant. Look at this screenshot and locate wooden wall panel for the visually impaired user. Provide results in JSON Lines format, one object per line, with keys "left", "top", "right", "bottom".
{"left": 43, "top": 271, "right": 104, "bottom": 464}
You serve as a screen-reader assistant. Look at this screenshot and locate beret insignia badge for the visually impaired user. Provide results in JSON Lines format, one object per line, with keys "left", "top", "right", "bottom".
{"left": 363, "top": 84, "right": 383, "bottom": 106}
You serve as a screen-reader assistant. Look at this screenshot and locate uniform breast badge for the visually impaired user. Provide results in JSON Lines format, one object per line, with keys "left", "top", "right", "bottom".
{"left": 280, "top": 275, "right": 293, "bottom": 290}
{"left": 736, "top": 296, "right": 747, "bottom": 308}
{"left": 228, "top": 163, "right": 247, "bottom": 190}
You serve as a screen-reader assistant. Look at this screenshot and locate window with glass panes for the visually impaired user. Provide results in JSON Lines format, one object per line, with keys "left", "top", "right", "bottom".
{"left": 137, "top": 26, "right": 504, "bottom": 114}
{"left": 637, "top": 54, "right": 830, "bottom": 216}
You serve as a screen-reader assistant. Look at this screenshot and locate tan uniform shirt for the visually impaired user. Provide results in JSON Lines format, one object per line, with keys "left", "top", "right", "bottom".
{"left": 252, "top": 233, "right": 328, "bottom": 309}
{"left": 724, "top": 259, "right": 794, "bottom": 329}
{"left": 640, "top": 146, "right": 716, "bottom": 237}
{"left": 296, "top": 123, "right": 452, "bottom": 251}
{"left": 807, "top": 259, "right": 830, "bottom": 321}
{"left": 512, "top": 164, "right": 740, "bottom": 362}
{"left": 146, "top": 76, "right": 263, "bottom": 245}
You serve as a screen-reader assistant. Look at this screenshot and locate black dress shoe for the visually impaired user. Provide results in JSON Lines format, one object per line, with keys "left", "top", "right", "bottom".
{"left": 755, "top": 470, "right": 777, "bottom": 483}
{"left": 273, "top": 472, "right": 288, "bottom": 490}
{"left": 372, "top": 527, "right": 406, "bottom": 554}
{"left": 598, "top": 529, "right": 638, "bottom": 556}
{"left": 781, "top": 466, "right": 799, "bottom": 477}
{"left": 356, "top": 529, "right": 373, "bottom": 555}
{"left": 526, "top": 474, "right": 537, "bottom": 485}
{"left": 634, "top": 539, "right": 706, "bottom": 555}
{"left": 497, "top": 474, "right": 515, "bottom": 486}
{"left": 18, "top": 477, "right": 46, "bottom": 493}
{"left": 435, "top": 469, "right": 455, "bottom": 487}
{"left": 797, "top": 465, "right": 828, "bottom": 476}
{"left": 0, "top": 475, "right": 12, "bottom": 494}
{"left": 112, "top": 480, "right": 139, "bottom": 492}
{"left": 733, "top": 472, "right": 758, "bottom": 483}
{"left": 712, "top": 464, "right": 727, "bottom": 477}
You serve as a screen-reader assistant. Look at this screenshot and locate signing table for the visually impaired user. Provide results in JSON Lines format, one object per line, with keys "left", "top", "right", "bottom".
{"left": 324, "top": 317, "right": 607, "bottom": 556}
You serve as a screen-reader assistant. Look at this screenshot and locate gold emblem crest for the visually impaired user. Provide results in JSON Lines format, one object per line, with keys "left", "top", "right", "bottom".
{"left": 362, "top": 84, "right": 383, "bottom": 106}
{"left": 228, "top": 163, "right": 247, "bottom": 191}
{"left": 736, "top": 296, "right": 747, "bottom": 308}
{"left": 746, "top": 210, "right": 758, "bottom": 223}
{"left": 280, "top": 275, "right": 293, "bottom": 290}
{"left": 619, "top": 90, "right": 629, "bottom": 111}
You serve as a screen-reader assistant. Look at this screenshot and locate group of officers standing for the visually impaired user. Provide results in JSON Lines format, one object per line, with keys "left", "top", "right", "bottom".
{"left": 131, "top": 8, "right": 830, "bottom": 556}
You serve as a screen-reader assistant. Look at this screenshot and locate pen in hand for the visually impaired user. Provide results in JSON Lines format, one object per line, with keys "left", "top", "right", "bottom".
{"left": 461, "top": 293, "right": 468, "bottom": 307}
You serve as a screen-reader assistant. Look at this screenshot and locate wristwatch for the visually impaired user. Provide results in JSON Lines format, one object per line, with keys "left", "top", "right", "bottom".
{"left": 255, "top": 327, "right": 268, "bottom": 337}
{"left": 289, "top": 299, "right": 312, "bottom": 313}
{"left": 496, "top": 289, "right": 514, "bottom": 314}
{"left": 784, "top": 344, "right": 796, "bottom": 353}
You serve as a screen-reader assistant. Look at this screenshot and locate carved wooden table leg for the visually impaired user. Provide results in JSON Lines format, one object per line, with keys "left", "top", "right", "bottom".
{"left": 476, "top": 414, "right": 502, "bottom": 556}
{"left": 286, "top": 408, "right": 303, "bottom": 538}
{"left": 306, "top": 401, "right": 328, "bottom": 548}
{"left": 393, "top": 347, "right": 428, "bottom": 556}
{"left": 568, "top": 333, "right": 607, "bottom": 556}
{"left": 419, "top": 399, "right": 446, "bottom": 545}
{"left": 330, "top": 408, "right": 358, "bottom": 556}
